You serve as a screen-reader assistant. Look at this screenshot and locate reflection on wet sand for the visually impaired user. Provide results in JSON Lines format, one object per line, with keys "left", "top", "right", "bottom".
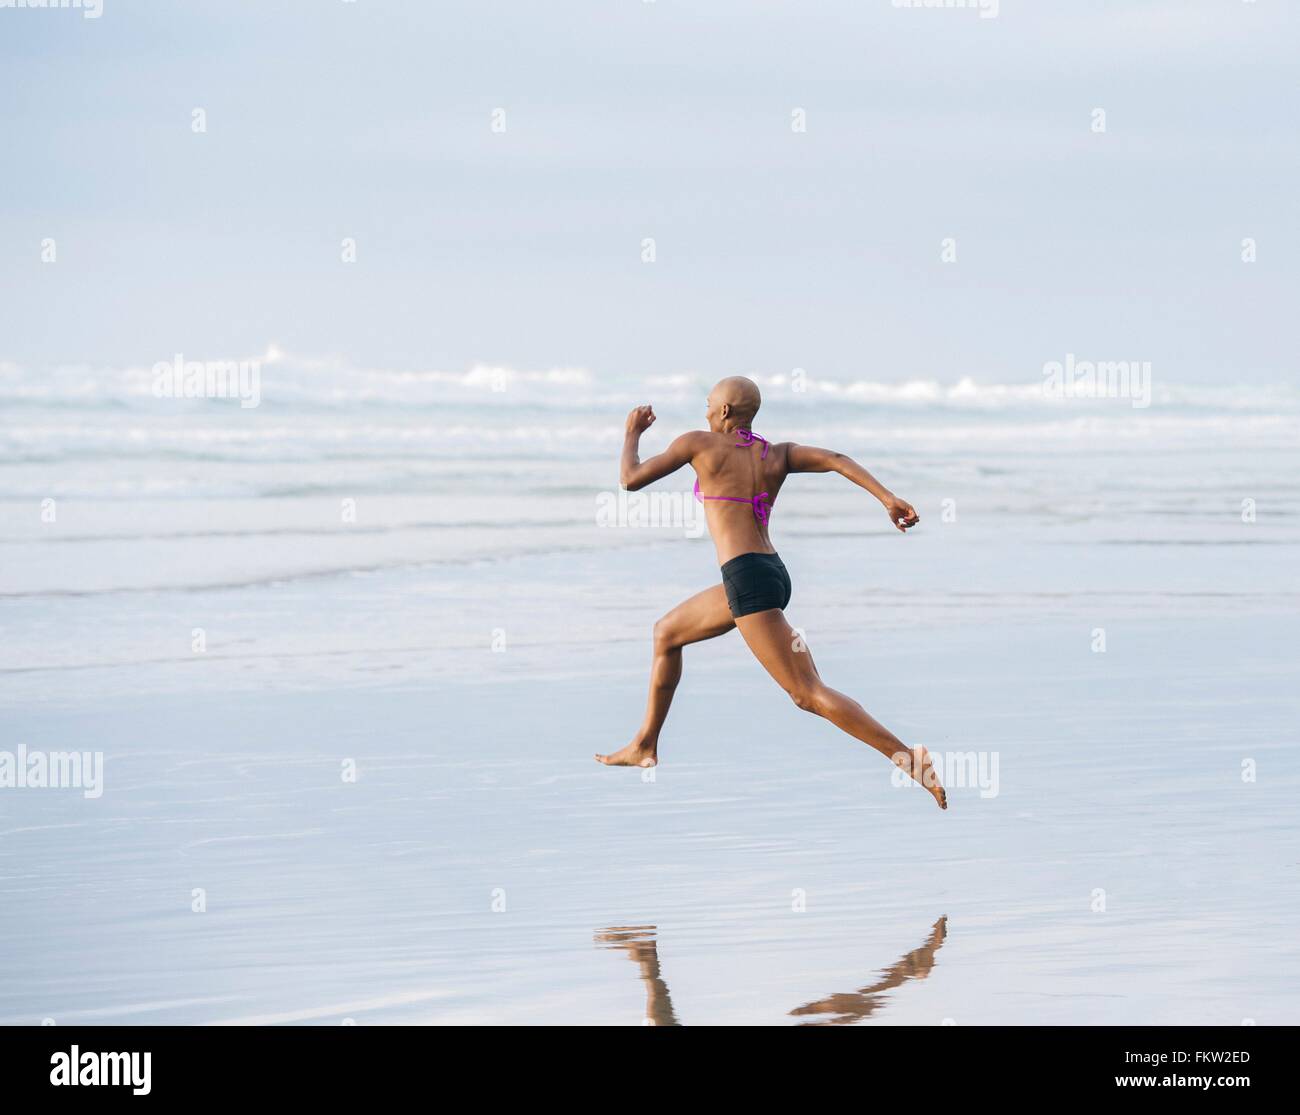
{"left": 789, "top": 916, "right": 947, "bottom": 1025}
{"left": 594, "top": 926, "right": 681, "bottom": 1026}
{"left": 594, "top": 916, "right": 947, "bottom": 1025}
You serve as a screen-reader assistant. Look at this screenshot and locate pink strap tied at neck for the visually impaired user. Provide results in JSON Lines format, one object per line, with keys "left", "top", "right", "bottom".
{"left": 734, "top": 428, "right": 769, "bottom": 458}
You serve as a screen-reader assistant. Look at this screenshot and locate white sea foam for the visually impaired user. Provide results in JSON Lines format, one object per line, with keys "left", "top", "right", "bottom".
{"left": 3, "top": 351, "right": 1296, "bottom": 414}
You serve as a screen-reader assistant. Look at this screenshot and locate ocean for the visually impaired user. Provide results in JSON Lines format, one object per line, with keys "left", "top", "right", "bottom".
{"left": 1, "top": 354, "right": 1298, "bottom": 1023}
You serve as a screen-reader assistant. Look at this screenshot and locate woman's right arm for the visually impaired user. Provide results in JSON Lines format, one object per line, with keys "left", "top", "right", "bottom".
{"left": 786, "top": 444, "right": 919, "bottom": 532}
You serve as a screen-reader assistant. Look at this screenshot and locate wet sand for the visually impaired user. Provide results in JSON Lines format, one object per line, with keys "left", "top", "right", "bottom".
{"left": 3, "top": 609, "right": 1296, "bottom": 1025}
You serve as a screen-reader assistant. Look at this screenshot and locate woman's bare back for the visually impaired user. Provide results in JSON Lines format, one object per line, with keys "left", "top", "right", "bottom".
{"left": 688, "top": 430, "right": 790, "bottom": 564}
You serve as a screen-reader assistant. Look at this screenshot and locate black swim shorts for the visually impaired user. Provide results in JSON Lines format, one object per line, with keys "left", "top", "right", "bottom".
{"left": 720, "top": 551, "right": 792, "bottom": 619}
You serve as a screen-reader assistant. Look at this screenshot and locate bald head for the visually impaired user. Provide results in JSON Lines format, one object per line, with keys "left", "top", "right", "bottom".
{"left": 710, "top": 376, "right": 761, "bottom": 429}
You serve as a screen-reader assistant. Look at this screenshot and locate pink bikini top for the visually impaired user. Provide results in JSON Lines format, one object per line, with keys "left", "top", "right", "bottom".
{"left": 693, "top": 429, "right": 773, "bottom": 525}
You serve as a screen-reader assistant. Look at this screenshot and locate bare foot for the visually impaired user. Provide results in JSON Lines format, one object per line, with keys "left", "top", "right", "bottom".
{"left": 894, "top": 746, "right": 947, "bottom": 810}
{"left": 595, "top": 740, "right": 658, "bottom": 768}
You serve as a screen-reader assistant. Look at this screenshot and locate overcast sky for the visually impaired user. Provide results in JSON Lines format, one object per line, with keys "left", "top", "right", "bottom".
{"left": 1, "top": 0, "right": 1296, "bottom": 385}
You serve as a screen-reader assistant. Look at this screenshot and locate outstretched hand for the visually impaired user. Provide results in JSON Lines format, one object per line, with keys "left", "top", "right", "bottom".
{"left": 626, "top": 404, "right": 656, "bottom": 435}
{"left": 885, "top": 496, "right": 919, "bottom": 532}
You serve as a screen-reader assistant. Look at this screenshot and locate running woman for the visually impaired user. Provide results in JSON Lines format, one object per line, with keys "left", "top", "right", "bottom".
{"left": 595, "top": 376, "right": 947, "bottom": 810}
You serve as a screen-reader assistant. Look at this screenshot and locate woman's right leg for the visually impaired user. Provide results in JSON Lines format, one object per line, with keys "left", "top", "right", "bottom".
{"left": 733, "top": 607, "right": 947, "bottom": 809}
{"left": 596, "top": 584, "right": 735, "bottom": 768}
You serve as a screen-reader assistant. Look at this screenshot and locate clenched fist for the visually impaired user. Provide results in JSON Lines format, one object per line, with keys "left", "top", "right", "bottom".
{"left": 884, "top": 495, "right": 919, "bottom": 532}
{"left": 626, "top": 405, "right": 656, "bottom": 435}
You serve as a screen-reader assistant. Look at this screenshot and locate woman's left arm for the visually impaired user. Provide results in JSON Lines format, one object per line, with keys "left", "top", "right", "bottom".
{"left": 621, "top": 407, "right": 702, "bottom": 490}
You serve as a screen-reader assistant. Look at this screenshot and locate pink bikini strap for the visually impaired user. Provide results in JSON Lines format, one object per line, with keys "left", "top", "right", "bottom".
{"left": 734, "top": 428, "right": 769, "bottom": 458}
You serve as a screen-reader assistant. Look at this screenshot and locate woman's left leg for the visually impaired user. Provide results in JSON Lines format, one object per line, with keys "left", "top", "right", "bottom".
{"left": 596, "top": 584, "right": 734, "bottom": 768}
